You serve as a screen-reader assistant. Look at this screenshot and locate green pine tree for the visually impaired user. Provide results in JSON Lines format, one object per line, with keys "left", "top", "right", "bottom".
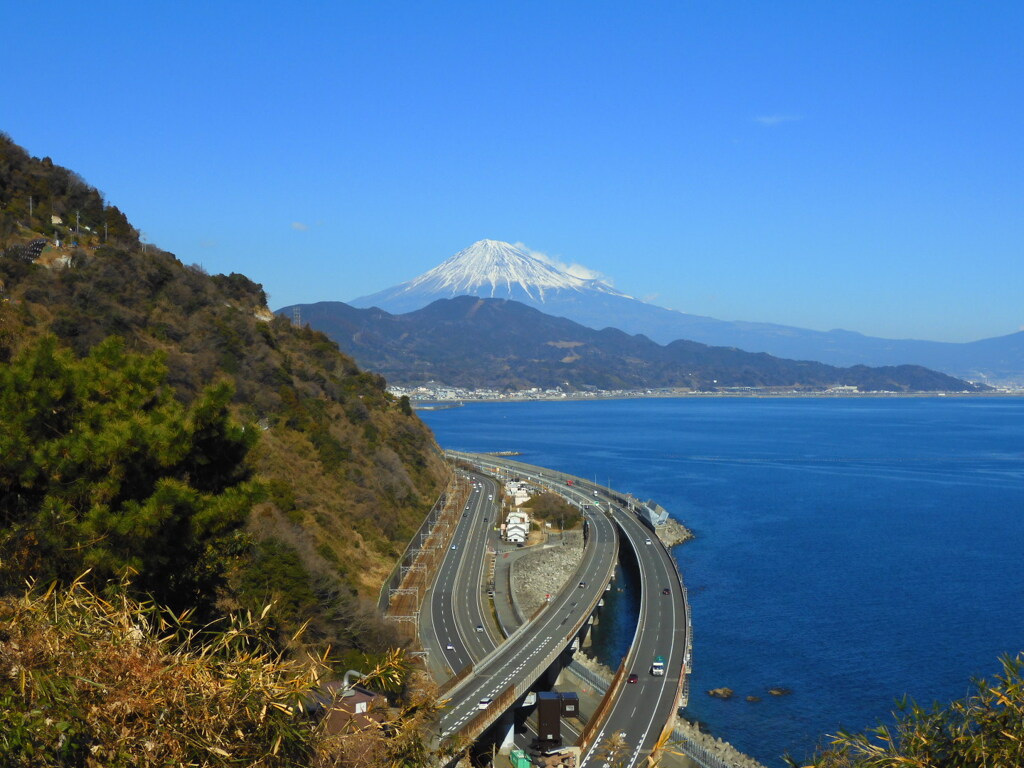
{"left": 0, "top": 335, "right": 260, "bottom": 610}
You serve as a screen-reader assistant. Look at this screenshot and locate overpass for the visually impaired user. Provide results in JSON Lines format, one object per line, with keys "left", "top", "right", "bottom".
{"left": 441, "top": 450, "right": 692, "bottom": 768}
{"left": 425, "top": 459, "right": 619, "bottom": 751}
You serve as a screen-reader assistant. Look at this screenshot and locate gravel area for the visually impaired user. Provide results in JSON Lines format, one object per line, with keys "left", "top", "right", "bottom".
{"left": 509, "top": 530, "right": 584, "bottom": 617}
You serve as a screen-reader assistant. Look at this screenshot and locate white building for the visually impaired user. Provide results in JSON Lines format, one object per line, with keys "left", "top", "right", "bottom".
{"left": 504, "top": 510, "right": 530, "bottom": 543}
{"left": 506, "top": 481, "right": 532, "bottom": 507}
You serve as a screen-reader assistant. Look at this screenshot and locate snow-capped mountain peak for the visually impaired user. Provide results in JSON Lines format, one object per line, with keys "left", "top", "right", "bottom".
{"left": 350, "top": 239, "right": 631, "bottom": 316}
{"left": 400, "top": 239, "right": 626, "bottom": 302}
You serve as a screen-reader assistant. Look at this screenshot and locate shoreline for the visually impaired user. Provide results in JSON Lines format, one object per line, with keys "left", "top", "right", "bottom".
{"left": 410, "top": 390, "right": 1023, "bottom": 408}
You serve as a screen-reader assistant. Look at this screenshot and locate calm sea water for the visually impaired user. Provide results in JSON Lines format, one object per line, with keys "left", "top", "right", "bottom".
{"left": 420, "top": 397, "right": 1024, "bottom": 766}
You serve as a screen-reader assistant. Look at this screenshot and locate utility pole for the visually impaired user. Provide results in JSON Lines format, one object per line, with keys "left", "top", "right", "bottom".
{"left": 28, "top": 196, "right": 32, "bottom": 220}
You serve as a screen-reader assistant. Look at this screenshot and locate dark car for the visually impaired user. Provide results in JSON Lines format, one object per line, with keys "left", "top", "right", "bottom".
{"left": 627, "top": 673, "right": 639, "bottom": 684}
{"left": 662, "top": 587, "right": 671, "bottom": 596}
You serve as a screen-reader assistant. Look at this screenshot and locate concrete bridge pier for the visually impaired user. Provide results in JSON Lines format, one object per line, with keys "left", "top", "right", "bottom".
{"left": 579, "top": 613, "right": 597, "bottom": 648}
{"left": 497, "top": 714, "right": 517, "bottom": 755}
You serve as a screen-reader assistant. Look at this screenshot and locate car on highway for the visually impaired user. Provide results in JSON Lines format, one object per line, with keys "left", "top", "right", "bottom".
{"left": 445, "top": 643, "right": 455, "bottom": 651}
{"left": 475, "top": 624, "right": 484, "bottom": 632}
{"left": 451, "top": 544, "right": 457, "bottom": 550}
{"left": 478, "top": 698, "right": 492, "bottom": 709}
{"left": 645, "top": 538, "right": 652, "bottom": 545}
{"left": 662, "top": 587, "right": 671, "bottom": 595}
{"left": 578, "top": 581, "right": 586, "bottom": 588}
{"left": 628, "top": 673, "right": 639, "bottom": 684}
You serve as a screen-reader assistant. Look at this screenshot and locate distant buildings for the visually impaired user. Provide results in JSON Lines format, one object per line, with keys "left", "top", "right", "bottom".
{"left": 506, "top": 481, "right": 532, "bottom": 507}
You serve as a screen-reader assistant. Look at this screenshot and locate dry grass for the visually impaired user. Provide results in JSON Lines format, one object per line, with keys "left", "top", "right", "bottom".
{"left": 0, "top": 575, "right": 325, "bottom": 767}
{"left": 0, "top": 576, "right": 452, "bottom": 768}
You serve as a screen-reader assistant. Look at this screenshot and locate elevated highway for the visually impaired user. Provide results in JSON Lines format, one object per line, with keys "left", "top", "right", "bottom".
{"left": 444, "top": 451, "right": 692, "bottom": 768}
{"left": 425, "top": 461, "right": 619, "bottom": 748}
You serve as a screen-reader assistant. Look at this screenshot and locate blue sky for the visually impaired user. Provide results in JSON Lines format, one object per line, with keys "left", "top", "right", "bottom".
{"left": 3, "top": 1, "right": 1021, "bottom": 342}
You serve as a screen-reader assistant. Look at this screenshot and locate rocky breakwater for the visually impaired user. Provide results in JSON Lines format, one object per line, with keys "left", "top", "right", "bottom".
{"left": 510, "top": 530, "right": 584, "bottom": 618}
{"left": 671, "top": 718, "right": 768, "bottom": 768}
{"left": 656, "top": 518, "right": 695, "bottom": 548}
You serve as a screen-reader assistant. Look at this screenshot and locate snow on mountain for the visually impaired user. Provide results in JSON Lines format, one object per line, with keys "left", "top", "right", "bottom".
{"left": 351, "top": 239, "right": 629, "bottom": 313}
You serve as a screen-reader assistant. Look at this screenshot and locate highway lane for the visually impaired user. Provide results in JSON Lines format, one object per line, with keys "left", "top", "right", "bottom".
{"left": 449, "top": 474, "right": 504, "bottom": 659}
{"left": 435, "top": 495, "right": 618, "bottom": 742}
{"left": 425, "top": 473, "right": 502, "bottom": 676}
{"left": 581, "top": 497, "right": 687, "bottom": 768}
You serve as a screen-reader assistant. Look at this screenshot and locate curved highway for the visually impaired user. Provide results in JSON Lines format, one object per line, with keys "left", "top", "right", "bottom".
{"left": 582, "top": 493, "right": 688, "bottom": 767}
{"left": 430, "top": 471, "right": 619, "bottom": 744}
{"left": 424, "top": 472, "right": 504, "bottom": 675}
{"left": 444, "top": 452, "right": 691, "bottom": 768}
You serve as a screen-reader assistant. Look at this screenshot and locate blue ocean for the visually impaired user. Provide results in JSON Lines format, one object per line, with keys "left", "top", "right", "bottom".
{"left": 419, "top": 397, "right": 1024, "bottom": 766}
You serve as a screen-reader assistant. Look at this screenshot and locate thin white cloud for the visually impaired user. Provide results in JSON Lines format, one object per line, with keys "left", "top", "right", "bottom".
{"left": 754, "top": 114, "right": 803, "bottom": 127}
{"left": 513, "top": 241, "right": 612, "bottom": 284}
{"left": 291, "top": 221, "right": 309, "bottom": 231}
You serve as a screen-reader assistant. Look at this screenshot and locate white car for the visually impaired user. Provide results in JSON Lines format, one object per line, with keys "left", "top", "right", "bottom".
{"left": 445, "top": 643, "right": 455, "bottom": 651}
{"left": 478, "top": 698, "right": 492, "bottom": 710}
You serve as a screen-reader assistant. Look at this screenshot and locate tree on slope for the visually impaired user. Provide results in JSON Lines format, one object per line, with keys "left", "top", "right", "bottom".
{"left": 0, "top": 335, "right": 259, "bottom": 610}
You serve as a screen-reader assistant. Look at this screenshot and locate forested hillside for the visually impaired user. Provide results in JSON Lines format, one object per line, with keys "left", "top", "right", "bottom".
{"left": 0, "top": 133, "right": 448, "bottom": 664}
{"left": 284, "top": 297, "right": 985, "bottom": 393}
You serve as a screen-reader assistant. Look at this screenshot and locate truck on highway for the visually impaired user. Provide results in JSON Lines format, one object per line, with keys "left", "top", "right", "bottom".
{"left": 650, "top": 655, "right": 665, "bottom": 676}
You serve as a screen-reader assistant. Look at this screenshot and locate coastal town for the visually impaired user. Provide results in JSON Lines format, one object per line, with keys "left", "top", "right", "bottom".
{"left": 389, "top": 382, "right": 1022, "bottom": 405}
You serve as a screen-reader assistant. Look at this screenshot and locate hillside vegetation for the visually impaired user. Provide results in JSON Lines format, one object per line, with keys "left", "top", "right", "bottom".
{"left": 282, "top": 297, "right": 985, "bottom": 393}
{"left": 0, "top": 133, "right": 448, "bottom": 663}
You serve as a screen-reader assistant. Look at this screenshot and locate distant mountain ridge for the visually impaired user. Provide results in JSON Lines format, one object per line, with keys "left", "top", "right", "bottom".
{"left": 350, "top": 239, "right": 1023, "bottom": 385}
{"left": 280, "top": 296, "right": 985, "bottom": 393}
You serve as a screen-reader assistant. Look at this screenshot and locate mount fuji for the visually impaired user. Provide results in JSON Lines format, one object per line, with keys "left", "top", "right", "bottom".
{"left": 351, "top": 239, "right": 630, "bottom": 314}
{"left": 347, "top": 239, "right": 1023, "bottom": 384}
